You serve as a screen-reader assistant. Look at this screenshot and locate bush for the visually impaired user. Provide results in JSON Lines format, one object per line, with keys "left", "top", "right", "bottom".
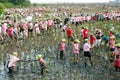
{"left": 0, "top": 3, "right": 5, "bottom": 15}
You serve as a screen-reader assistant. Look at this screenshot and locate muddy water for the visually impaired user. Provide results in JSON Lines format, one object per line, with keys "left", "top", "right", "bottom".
{"left": 0, "top": 29, "right": 119, "bottom": 80}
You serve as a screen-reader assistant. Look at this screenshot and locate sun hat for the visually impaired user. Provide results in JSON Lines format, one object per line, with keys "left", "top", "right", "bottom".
{"left": 36, "top": 54, "right": 42, "bottom": 59}
{"left": 62, "top": 39, "right": 66, "bottom": 42}
{"left": 74, "top": 39, "right": 80, "bottom": 43}
{"left": 13, "top": 52, "right": 18, "bottom": 56}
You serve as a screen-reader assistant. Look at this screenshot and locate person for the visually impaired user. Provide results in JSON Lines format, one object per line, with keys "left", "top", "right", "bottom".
{"left": 28, "top": 22, "right": 33, "bottom": 38}
{"left": 114, "top": 55, "right": 120, "bottom": 71}
{"left": 83, "top": 39, "right": 93, "bottom": 67}
{"left": 90, "top": 33, "right": 96, "bottom": 48}
{"left": 73, "top": 39, "right": 80, "bottom": 64}
{"left": 82, "top": 27, "right": 89, "bottom": 39}
{"left": 78, "top": 27, "right": 84, "bottom": 38}
{"left": 109, "top": 36, "right": 116, "bottom": 52}
{"left": 101, "top": 34, "right": 109, "bottom": 46}
{"left": 95, "top": 29, "right": 102, "bottom": 47}
{"left": 7, "top": 52, "right": 20, "bottom": 73}
{"left": 66, "top": 27, "right": 73, "bottom": 41}
{"left": 59, "top": 39, "right": 66, "bottom": 59}
{"left": 113, "top": 43, "right": 120, "bottom": 60}
{"left": 6, "top": 24, "right": 14, "bottom": 39}
{"left": 36, "top": 54, "right": 46, "bottom": 75}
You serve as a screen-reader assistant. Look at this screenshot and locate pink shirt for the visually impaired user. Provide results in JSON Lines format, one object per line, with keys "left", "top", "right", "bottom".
{"left": 48, "top": 20, "right": 53, "bottom": 26}
{"left": 13, "top": 27, "right": 18, "bottom": 33}
{"left": 62, "top": 25, "right": 67, "bottom": 30}
{"left": 78, "top": 29, "right": 84, "bottom": 34}
{"left": 8, "top": 56, "right": 20, "bottom": 68}
{"left": 1, "top": 24, "right": 7, "bottom": 34}
{"left": 60, "top": 42, "right": 65, "bottom": 51}
{"left": 83, "top": 43, "right": 91, "bottom": 51}
{"left": 79, "top": 16, "right": 83, "bottom": 22}
{"left": 73, "top": 43, "right": 79, "bottom": 54}
{"left": 38, "top": 58, "right": 46, "bottom": 66}
{"left": 109, "top": 39, "right": 115, "bottom": 48}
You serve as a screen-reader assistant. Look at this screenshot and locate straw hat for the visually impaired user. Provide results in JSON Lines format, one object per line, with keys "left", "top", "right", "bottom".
{"left": 90, "top": 33, "right": 93, "bottom": 36}
{"left": 36, "top": 54, "right": 42, "bottom": 59}
{"left": 118, "top": 43, "right": 120, "bottom": 47}
{"left": 110, "top": 36, "right": 115, "bottom": 39}
{"left": 13, "top": 52, "right": 18, "bottom": 56}
{"left": 74, "top": 39, "right": 80, "bottom": 43}
{"left": 85, "top": 39, "right": 89, "bottom": 42}
{"left": 62, "top": 39, "right": 66, "bottom": 42}
{"left": 85, "top": 27, "right": 88, "bottom": 29}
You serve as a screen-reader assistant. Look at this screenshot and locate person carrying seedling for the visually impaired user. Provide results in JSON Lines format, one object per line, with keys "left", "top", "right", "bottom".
{"left": 60, "top": 39, "right": 66, "bottom": 59}
{"left": 7, "top": 52, "right": 20, "bottom": 73}
{"left": 73, "top": 39, "right": 80, "bottom": 64}
{"left": 83, "top": 39, "right": 93, "bottom": 67}
{"left": 36, "top": 54, "right": 46, "bottom": 75}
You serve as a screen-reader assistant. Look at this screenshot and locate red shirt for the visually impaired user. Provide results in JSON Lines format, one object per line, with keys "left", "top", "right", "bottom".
{"left": 83, "top": 29, "right": 89, "bottom": 38}
{"left": 66, "top": 28, "right": 72, "bottom": 37}
{"left": 114, "top": 59, "right": 120, "bottom": 68}
{"left": 90, "top": 35, "right": 96, "bottom": 45}
{"left": 7, "top": 27, "right": 13, "bottom": 37}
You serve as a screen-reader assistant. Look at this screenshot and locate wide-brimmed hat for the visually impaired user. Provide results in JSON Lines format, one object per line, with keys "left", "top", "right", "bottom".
{"left": 74, "top": 39, "right": 80, "bottom": 43}
{"left": 36, "top": 54, "right": 42, "bottom": 59}
{"left": 62, "top": 39, "right": 66, "bottom": 42}
{"left": 13, "top": 52, "right": 18, "bottom": 56}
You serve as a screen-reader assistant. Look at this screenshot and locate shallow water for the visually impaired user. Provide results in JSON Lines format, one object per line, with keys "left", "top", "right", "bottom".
{"left": 0, "top": 26, "right": 120, "bottom": 80}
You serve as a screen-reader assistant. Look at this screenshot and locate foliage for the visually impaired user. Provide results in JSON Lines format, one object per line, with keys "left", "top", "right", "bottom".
{"left": 0, "top": 0, "right": 31, "bottom": 8}
{"left": 21, "top": 0, "right": 31, "bottom": 7}
{"left": 0, "top": 3, "right": 5, "bottom": 15}
{"left": 4, "top": 2, "right": 14, "bottom": 8}
{"left": 0, "top": 0, "right": 8, "bottom": 3}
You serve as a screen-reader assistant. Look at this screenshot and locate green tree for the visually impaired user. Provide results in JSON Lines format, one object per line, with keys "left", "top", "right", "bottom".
{"left": 4, "top": 2, "right": 14, "bottom": 8}
{"left": 0, "top": 3, "right": 5, "bottom": 15}
{"left": 0, "top": 0, "right": 8, "bottom": 3}
{"left": 8, "top": 0, "right": 31, "bottom": 5}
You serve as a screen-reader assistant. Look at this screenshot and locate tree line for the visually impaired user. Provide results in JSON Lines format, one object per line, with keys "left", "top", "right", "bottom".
{"left": 0, "top": 0, "right": 31, "bottom": 8}
{"left": 0, "top": 0, "right": 31, "bottom": 14}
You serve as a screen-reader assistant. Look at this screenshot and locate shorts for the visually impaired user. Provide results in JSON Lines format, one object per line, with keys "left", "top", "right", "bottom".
{"left": 60, "top": 50, "right": 64, "bottom": 54}
{"left": 28, "top": 29, "right": 33, "bottom": 32}
{"left": 68, "top": 36, "right": 74, "bottom": 41}
{"left": 95, "top": 39, "right": 101, "bottom": 46}
{"left": 110, "top": 48, "right": 115, "bottom": 51}
{"left": 84, "top": 51, "right": 91, "bottom": 58}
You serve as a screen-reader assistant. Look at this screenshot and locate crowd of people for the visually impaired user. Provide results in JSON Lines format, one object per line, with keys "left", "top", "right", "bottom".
{"left": 1, "top": 7, "right": 120, "bottom": 75}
